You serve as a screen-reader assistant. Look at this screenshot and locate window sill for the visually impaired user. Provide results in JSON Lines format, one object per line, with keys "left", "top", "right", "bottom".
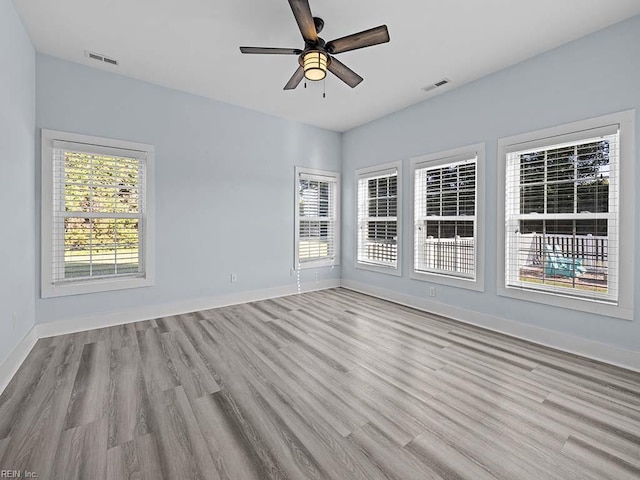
{"left": 497, "top": 284, "right": 632, "bottom": 321}
{"left": 41, "top": 275, "right": 154, "bottom": 298}
{"left": 297, "top": 259, "right": 340, "bottom": 270}
{"left": 356, "top": 262, "right": 402, "bottom": 277}
{"left": 410, "top": 270, "right": 484, "bottom": 292}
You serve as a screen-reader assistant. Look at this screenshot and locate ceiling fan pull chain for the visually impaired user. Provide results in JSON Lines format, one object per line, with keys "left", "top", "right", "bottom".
{"left": 323, "top": 78, "right": 326, "bottom": 98}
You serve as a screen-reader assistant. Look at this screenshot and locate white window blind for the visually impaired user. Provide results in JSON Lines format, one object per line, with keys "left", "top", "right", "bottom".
{"left": 51, "top": 140, "right": 147, "bottom": 284}
{"left": 296, "top": 169, "right": 339, "bottom": 267}
{"left": 357, "top": 166, "right": 398, "bottom": 269}
{"left": 414, "top": 155, "right": 477, "bottom": 279}
{"left": 505, "top": 127, "right": 619, "bottom": 303}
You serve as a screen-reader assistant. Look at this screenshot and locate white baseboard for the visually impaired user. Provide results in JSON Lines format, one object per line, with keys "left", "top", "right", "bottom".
{"left": 37, "top": 279, "right": 341, "bottom": 338}
{"left": 1, "top": 279, "right": 340, "bottom": 396}
{"left": 341, "top": 279, "right": 640, "bottom": 372}
{"left": 3, "top": 277, "right": 636, "bottom": 397}
{"left": 0, "top": 326, "right": 39, "bottom": 395}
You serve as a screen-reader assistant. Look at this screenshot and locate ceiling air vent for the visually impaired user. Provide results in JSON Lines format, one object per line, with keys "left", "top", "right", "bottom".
{"left": 85, "top": 51, "right": 119, "bottom": 66}
{"left": 422, "top": 78, "right": 450, "bottom": 93}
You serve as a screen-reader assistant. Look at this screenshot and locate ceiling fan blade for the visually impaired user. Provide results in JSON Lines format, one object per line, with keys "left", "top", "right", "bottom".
{"left": 328, "top": 57, "right": 363, "bottom": 88}
{"left": 326, "top": 25, "right": 390, "bottom": 54}
{"left": 288, "top": 0, "right": 318, "bottom": 43}
{"left": 284, "top": 66, "right": 305, "bottom": 90}
{"left": 240, "top": 47, "right": 302, "bottom": 55}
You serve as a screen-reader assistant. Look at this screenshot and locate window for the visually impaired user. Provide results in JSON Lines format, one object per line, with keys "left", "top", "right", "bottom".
{"left": 411, "top": 144, "right": 485, "bottom": 291}
{"left": 498, "top": 111, "right": 634, "bottom": 319}
{"left": 41, "top": 130, "right": 154, "bottom": 297}
{"left": 294, "top": 167, "right": 340, "bottom": 269}
{"left": 356, "top": 161, "right": 401, "bottom": 275}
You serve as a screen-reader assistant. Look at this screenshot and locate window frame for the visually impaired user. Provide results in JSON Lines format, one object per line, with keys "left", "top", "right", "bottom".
{"left": 410, "top": 143, "right": 485, "bottom": 292}
{"left": 294, "top": 166, "right": 341, "bottom": 270}
{"left": 497, "top": 111, "right": 635, "bottom": 320}
{"left": 355, "top": 161, "right": 402, "bottom": 276}
{"left": 41, "top": 129, "right": 155, "bottom": 298}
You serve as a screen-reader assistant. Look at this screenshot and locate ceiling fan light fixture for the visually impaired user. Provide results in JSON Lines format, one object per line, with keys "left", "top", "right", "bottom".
{"left": 303, "top": 51, "right": 328, "bottom": 81}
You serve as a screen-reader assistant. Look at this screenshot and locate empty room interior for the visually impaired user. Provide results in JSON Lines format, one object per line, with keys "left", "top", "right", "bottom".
{"left": 2, "top": 0, "right": 640, "bottom": 478}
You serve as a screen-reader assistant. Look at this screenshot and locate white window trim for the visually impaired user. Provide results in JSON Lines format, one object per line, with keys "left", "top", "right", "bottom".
{"left": 294, "top": 166, "right": 341, "bottom": 270}
{"left": 497, "top": 110, "right": 635, "bottom": 320}
{"left": 355, "top": 161, "right": 402, "bottom": 276}
{"left": 410, "top": 143, "right": 485, "bottom": 292}
{"left": 41, "top": 129, "right": 155, "bottom": 298}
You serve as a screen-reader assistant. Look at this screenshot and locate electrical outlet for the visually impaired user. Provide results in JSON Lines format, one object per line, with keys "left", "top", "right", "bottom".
{"left": 230, "top": 273, "right": 238, "bottom": 283}
{"left": 429, "top": 287, "right": 436, "bottom": 297}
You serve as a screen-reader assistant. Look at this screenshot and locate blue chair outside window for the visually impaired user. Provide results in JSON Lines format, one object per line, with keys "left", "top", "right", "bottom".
{"left": 543, "top": 244, "right": 587, "bottom": 278}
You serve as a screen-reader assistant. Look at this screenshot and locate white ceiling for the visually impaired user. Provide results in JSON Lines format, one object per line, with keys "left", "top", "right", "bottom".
{"left": 13, "top": 0, "right": 640, "bottom": 132}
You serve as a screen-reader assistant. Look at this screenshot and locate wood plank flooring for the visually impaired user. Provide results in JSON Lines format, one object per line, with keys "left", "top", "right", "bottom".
{"left": 1, "top": 287, "right": 639, "bottom": 479}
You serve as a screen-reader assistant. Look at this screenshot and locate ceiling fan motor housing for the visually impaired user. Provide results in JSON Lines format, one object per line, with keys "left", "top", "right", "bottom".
{"left": 313, "top": 16, "right": 324, "bottom": 34}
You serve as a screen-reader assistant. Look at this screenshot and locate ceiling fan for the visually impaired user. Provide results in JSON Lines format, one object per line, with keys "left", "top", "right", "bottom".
{"left": 239, "top": 0, "right": 390, "bottom": 90}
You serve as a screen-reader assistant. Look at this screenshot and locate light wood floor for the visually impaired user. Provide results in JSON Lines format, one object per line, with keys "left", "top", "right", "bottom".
{"left": 1, "top": 288, "right": 639, "bottom": 479}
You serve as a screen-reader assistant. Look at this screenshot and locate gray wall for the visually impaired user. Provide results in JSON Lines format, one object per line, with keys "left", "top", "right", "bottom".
{"left": 36, "top": 54, "right": 342, "bottom": 324}
{"left": 0, "top": 0, "right": 36, "bottom": 363}
{"left": 342, "top": 15, "right": 640, "bottom": 352}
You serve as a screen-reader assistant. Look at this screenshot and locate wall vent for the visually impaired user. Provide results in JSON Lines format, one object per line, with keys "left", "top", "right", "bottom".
{"left": 422, "top": 78, "right": 450, "bottom": 92}
{"left": 85, "top": 51, "right": 119, "bottom": 66}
